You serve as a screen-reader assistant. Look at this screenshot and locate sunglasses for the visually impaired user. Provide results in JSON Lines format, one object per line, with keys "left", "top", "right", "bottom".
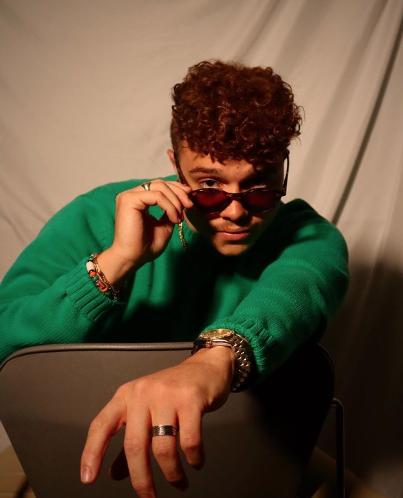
{"left": 175, "top": 154, "right": 289, "bottom": 215}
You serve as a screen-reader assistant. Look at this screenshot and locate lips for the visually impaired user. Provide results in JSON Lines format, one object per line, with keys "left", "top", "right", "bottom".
{"left": 216, "top": 230, "right": 251, "bottom": 241}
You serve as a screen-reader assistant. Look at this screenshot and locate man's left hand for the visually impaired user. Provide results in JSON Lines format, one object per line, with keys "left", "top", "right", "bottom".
{"left": 80, "top": 346, "right": 235, "bottom": 498}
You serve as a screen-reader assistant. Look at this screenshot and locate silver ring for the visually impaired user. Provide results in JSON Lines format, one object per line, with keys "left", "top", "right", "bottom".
{"left": 151, "top": 425, "right": 179, "bottom": 437}
{"left": 141, "top": 181, "right": 152, "bottom": 191}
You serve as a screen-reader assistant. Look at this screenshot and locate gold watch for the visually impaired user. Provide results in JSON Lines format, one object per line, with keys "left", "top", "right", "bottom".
{"left": 192, "top": 329, "right": 253, "bottom": 392}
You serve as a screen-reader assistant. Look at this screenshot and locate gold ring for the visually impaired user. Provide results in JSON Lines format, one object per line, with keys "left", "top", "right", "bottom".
{"left": 141, "top": 182, "right": 152, "bottom": 191}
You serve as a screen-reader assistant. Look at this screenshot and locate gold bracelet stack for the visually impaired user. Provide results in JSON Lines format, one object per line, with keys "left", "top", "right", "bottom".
{"left": 86, "top": 253, "right": 120, "bottom": 301}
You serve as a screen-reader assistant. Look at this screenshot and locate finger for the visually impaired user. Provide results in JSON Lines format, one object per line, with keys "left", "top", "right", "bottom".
{"left": 124, "top": 410, "right": 157, "bottom": 498}
{"left": 139, "top": 180, "right": 193, "bottom": 211}
{"left": 174, "top": 181, "right": 192, "bottom": 193}
{"left": 178, "top": 408, "right": 205, "bottom": 470}
{"left": 143, "top": 180, "right": 193, "bottom": 213}
{"left": 81, "top": 396, "right": 126, "bottom": 484}
{"left": 116, "top": 190, "right": 182, "bottom": 225}
{"left": 158, "top": 181, "right": 194, "bottom": 209}
{"left": 150, "top": 211, "right": 175, "bottom": 236}
{"left": 118, "top": 182, "right": 191, "bottom": 225}
{"left": 109, "top": 447, "right": 129, "bottom": 481}
{"left": 144, "top": 179, "right": 192, "bottom": 194}
{"left": 135, "top": 191, "right": 185, "bottom": 224}
{"left": 151, "top": 421, "right": 188, "bottom": 491}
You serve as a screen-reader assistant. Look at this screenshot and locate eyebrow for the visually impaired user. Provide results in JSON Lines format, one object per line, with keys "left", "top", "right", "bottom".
{"left": 188, "top": 165, "right": 279, "bottom": 179}
{"left": 188, "top": 166, "right": 224, "bottom": 175}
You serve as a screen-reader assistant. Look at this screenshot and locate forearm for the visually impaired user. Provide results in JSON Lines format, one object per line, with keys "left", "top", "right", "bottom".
{"left": 0, "top": 189, "right": 119, "bottom": 363}
{"left": 203, "top": 201, "right": 349, "bottom": 379}
{"left": 0, "top": 258, "right": 122, "bottom": 363}
{"left": 215, "top": 263, "right": 346, "bottom": 377}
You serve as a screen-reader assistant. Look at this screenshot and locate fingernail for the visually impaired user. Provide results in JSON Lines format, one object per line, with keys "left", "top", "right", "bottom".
{"left": 81, "top": 466, "right": 92, "bottom": 483}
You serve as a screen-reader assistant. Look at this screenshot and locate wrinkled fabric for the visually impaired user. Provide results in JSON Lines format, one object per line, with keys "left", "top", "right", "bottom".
{"left": 1, "top": 1, "right": 402, "bottom": 495}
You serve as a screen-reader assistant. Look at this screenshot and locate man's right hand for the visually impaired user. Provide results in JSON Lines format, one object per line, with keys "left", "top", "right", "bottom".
{"left": 97, "top": 179, "right": 193, "bottom": 286}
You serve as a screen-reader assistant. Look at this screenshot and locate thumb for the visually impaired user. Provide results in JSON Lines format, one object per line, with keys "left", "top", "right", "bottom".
{"left": 156, "top": 211, "right": 177, "bottom": 236}
{"left": 147, "top": 211, "right": 177, "bottom": 257}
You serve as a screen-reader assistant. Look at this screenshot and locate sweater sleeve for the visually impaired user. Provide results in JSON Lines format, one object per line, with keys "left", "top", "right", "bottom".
{"left": 202, "top": 200, "right": 349, "bottom": 379}
{"left": 0, "top": 186, "right": 125, "bottom": 364}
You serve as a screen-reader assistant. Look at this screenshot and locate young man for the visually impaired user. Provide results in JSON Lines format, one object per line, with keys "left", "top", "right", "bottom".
{"left": 0, "top": 61, "right": 349, "bottom": 497}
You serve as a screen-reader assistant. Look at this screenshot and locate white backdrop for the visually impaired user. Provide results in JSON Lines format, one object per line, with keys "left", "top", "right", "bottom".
{"left": 1, "top": 0, "right": 403, "bottom": 496}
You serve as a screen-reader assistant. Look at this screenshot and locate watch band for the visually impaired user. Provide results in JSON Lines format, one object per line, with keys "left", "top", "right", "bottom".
{"left": 229, "top": 332, "right": 253, "bottom": 392}
{"left": 192, "top": 329, "right": 253, "bottom": 392}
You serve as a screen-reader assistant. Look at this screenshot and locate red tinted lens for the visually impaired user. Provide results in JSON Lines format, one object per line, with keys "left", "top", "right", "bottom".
{"left": 191, "top": 188, "right": 281, "bottom": 214}
{"left": 191, "top": 189, "right": 230, "bottom": 213}
{"left": 243, "top": 190, "right": 279, "bottom": 211}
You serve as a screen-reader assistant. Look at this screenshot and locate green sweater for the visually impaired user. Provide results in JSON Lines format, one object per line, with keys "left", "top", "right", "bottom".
{"left": 0, "top": 176, "right": 349, "bottom": 378}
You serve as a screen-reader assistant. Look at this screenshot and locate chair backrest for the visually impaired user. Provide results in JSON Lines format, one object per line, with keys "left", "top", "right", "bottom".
{"left": 0, "top": 342, "right": 334, "bottom": 498}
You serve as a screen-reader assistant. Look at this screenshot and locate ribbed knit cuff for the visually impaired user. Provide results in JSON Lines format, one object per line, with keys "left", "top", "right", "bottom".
{"left": 65, "top": 258, "right": 123, "bottom": 323}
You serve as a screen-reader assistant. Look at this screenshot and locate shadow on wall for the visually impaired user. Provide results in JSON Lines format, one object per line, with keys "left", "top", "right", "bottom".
{"left": 318, "top": 261, "right": 403, "bottom": 494}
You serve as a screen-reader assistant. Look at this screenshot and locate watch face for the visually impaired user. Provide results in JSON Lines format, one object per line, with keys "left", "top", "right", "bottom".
{"left": 201, "top": 329, "right": 234, "bottom": 340}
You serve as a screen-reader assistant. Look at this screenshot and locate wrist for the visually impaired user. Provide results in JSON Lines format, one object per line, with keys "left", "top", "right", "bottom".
{"left": 96, "top": 248, "right": 137, "bottom": 287}
{"left": 192, "top": 329, "right": 253, "bottom": 392}
{"left": 188, "top": 346, "right": 235, "bottom": 389}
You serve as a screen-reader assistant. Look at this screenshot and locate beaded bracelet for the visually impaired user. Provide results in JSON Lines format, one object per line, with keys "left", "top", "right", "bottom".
{"left": 86, "top": 253, "right": 120, "bottom": 301}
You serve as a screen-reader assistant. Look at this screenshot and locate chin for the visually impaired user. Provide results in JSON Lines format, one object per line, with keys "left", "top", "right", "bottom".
{"left": 212, "top": 242, "right": 253, "bottom": 257}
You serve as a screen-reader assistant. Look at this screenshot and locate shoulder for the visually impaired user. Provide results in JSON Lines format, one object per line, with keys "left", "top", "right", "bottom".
{"left": 273, "top": 199, "right": 346, "bottom": 240}
{"left": 84, "top": 174, "right": 178, "bottom": 200}
{"left": 47, "top": 174, "right": 178, "bottom": 223}
{"left": 252, "top": 198, "right": 348, "bottom": 263}
{"left": 277, "top": 198, "right": 329, "bottom": 223}
{"left": 79, "top": 174, "right": 178, "bottom": 205}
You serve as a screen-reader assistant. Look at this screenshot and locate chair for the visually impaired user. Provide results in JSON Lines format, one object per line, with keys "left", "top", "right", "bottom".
{"left": 0, "top": 342, "right": 337, "bottom": 498}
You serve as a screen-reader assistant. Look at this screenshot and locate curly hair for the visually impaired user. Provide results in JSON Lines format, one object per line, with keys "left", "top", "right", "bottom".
{"left": 171, "top": 60, "right": 302, "bottom": 166}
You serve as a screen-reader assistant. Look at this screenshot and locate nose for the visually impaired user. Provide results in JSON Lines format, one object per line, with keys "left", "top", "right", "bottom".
{"left": 219, "top": 198, "right": 250, "bottom": 222}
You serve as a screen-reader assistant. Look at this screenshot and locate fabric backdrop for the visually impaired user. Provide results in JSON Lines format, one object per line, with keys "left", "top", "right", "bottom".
{"left": 1, "top": 0, "right": 402, "bottom": 496}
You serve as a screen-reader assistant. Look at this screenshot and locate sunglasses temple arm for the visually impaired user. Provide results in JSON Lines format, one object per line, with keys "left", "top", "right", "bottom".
{"left": 173, "top": 152, "right": 190, "bottom": 186}
{"left": 282, "top": 154, "right": 290, "bottom": 194}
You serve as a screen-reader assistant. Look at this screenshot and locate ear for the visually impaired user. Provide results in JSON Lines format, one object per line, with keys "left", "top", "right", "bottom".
{"left": 167, "top": 149, "right": 177, "bottom": 173}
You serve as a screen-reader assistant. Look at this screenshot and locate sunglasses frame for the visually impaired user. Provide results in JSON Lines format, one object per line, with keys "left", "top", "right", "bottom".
{"left": 174, "top": 152, "right": 290, "bottom": 215}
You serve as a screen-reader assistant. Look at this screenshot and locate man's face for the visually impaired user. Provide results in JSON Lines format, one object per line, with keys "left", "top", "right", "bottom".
{"left": 168, "top": 146, "right": 286, "bottom": 256}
